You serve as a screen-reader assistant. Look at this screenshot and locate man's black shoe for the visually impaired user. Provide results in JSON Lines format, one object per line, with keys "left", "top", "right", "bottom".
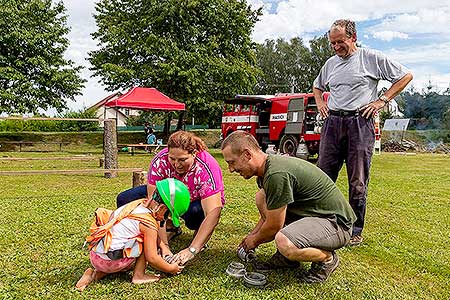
{"left": 348, "top": 235, "right": 363, "bottom": 247}
{"left": 253, "top": 250, "right": 301, "bottom": 273}
{"left": 298, "top": 251, "right": 339, "bottom": 284}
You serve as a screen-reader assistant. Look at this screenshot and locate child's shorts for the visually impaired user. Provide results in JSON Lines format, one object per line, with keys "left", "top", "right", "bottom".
{"left": 90, "top": 251, "right": 135, "bottom": 274}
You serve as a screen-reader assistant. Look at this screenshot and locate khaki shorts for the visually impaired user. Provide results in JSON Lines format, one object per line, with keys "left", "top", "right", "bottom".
{"left": 280, "top": 216, "right": 351, "bottom": 251}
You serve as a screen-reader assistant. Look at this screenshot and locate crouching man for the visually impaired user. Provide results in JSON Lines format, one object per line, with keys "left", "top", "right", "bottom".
{"left": 221, "top": 131, "right": 356, "bottom": 283}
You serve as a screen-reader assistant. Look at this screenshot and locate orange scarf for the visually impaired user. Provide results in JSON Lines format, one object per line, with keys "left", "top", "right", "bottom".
{"left": 85, "top": 199, "right": 158, "bottom": 258}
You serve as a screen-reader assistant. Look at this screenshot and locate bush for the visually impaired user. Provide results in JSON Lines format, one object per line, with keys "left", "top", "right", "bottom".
{"left": 0, "top": 109, "right": 100, "bottom": 132}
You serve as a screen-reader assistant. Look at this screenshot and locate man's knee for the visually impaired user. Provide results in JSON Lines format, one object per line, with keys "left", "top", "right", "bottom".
{"left": 275, "top": 232, "right": 298, "bottom": 260}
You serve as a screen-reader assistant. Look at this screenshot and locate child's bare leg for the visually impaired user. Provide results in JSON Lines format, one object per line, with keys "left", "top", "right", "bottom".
{"left": 132, "top": 254, "right": 160, "bottom": 284}
{"left": 92, "top": 269, "right": 107, "bottom": 281}
{"left": 76, "top": 268, "right": 107, "bottom": 292}
{"left": 76, "top": 268, "right": 94, "bottom": 292}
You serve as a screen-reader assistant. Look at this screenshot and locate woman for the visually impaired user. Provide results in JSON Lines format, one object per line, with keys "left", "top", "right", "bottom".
{"left": 117, "top": 131, "right": 224, "bottom": 265}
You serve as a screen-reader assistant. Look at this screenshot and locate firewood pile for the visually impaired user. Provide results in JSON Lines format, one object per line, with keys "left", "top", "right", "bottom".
{"left": 382, "top": 139, "right": 419, "bottom": 152}
{"left": 425, "top": 142, "right": 450, "bottom": 154}
{"left": 382, "top": 139, "right": 450, "bottom": 153}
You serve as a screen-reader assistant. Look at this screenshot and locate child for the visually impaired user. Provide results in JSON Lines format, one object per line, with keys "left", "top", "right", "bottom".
{"left": 76, "top": 178, "right": 190, "bottom": 291}
{"left": 147, "top": 129, "right": 157, "bottom": 145}
{"left": 145, "top": 128, "right": 156, "bottom": 153}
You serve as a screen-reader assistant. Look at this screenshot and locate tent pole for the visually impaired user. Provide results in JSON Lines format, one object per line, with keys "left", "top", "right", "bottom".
{"left": 177, "top": 111, "right": 184, "bottom": 131}
{"left": 115, "top": 108, "right": 118, "bottom": 127}
{"left": 103, "top": 107, "right": 106, "bottom": 127}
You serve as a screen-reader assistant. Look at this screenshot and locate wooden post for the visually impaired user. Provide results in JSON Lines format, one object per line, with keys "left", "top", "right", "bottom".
{"left": 99, "top": 157, "right": 105, "bottom": 167}
{"left": 104, "top": 119, "right": 118, "bottom": 178}
{"left": 133, "top": 170, "right": 147, "bottom": 187}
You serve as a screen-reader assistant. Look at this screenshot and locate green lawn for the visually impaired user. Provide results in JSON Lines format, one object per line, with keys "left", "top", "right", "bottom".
{"left": 0, "top": 149, "right": 449, "bottom": 300}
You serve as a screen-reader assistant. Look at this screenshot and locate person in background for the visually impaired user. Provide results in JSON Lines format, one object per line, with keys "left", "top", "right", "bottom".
{"left": 146, "top": 128, "right": 157, "bottom": 145}
{"left": 221, "top": 131, "right": 356, "bottom": 284}
{"left": 313, "top": 19, "right": 413, "bottom": 246}
{"left": 76, "top": 178, "right": 190, "bottom": 292}
{"left": 144, "top": 122, "right": 152, "bottom": 136}
{"left": 117, "top": 131, "right": 225, "bottom": 265}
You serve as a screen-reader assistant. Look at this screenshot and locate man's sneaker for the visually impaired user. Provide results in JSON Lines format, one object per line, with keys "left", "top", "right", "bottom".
{"left": 253, "top": 250, "right": 301, "bottom": 273}
{"left": 299, "top": 251, "right": 340, "bottom": 284}
{"left": 348, "top": 235, "right": 363, "bottom": 247}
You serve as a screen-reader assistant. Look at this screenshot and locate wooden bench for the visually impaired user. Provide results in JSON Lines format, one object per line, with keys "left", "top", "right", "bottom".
{"left": 118, "top": 144, "right": 166, "bottom": 155}
{"left": 0, "top": 156, "right": 99, "bottom": 161}
{"left": 0, "top": 168, "right": 143, "bottom": 176}
{"left": 0, "top": 141, "right": 70, "bottom": 152}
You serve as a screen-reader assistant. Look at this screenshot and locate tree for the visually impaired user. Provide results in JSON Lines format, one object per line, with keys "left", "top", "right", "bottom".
{"left": 89, "top": 0, "right": 261, "bottom": 127}
{"left": 254, "top": 35, "right": 334, "bottom": 94}
{"left": 0, "top": 0, "right": 85, "bottom": 114}
{"left": 403, "top": 89, "right": 450, "bottom": 129}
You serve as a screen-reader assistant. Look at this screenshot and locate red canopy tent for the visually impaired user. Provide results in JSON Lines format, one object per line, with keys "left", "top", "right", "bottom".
{"left": 104, "top": 87, "right": 185, "bottom": 111}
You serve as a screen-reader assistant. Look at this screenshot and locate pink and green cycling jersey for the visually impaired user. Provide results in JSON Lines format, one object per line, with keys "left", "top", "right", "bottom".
{"left": 148, "top": 148, "right": 225, "bottom": 204}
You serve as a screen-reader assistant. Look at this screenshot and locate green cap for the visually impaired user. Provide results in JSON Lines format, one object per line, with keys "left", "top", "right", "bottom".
{"left": 155, "top": 178, "right": 190, "bottom": 227}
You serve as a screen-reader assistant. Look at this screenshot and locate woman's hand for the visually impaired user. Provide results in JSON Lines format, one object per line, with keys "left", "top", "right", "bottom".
{"left": 174, "top": 248, "right": 195, "bottom": 265}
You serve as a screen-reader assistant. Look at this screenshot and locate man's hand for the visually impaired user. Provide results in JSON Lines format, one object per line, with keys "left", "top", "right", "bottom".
{"left": 239, "top": 234, "right": 256, "bottom": 252}
{"left": 360, "top": 100, "right": 385, "bottom": 118}
{"left": 317, "top": 100, "right": 329, "bottom": 118}
{"left": 313, "top": 87, "right": 329, "bottom": 118}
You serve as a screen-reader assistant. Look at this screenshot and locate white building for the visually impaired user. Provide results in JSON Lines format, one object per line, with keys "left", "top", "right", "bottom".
{"left": 88, "top": 92, "right": 141, "bottom": 127}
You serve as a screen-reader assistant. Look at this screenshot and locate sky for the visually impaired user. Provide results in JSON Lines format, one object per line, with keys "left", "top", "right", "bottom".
{"left": 62, "top": 0, "right": 450, "bottom": 112}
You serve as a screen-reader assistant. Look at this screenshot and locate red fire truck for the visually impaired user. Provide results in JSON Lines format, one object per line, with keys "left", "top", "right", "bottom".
{"left": 221, "top": 92, "right": 329, "bottom": 159}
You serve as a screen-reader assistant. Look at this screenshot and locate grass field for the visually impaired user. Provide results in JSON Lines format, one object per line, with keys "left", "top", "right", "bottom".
{"left": 0, "top": 148, "right": 449, "bottom": 300}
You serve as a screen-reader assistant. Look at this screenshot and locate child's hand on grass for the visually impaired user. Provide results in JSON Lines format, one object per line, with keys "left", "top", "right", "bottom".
{"left": 170, "top": 263, "right": 184, "bottom": 275}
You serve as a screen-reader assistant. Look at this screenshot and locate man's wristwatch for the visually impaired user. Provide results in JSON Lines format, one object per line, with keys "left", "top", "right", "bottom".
{"left": 189, "top": 247, "right": 197, "bottom": 256}
{"left": 379, "top": 95, "right": 390, "bottom": 105}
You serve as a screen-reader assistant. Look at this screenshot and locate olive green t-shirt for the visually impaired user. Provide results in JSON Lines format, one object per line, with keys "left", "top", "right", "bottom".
{"left": 257, "top": 155, "right": 356, "bottom": 229}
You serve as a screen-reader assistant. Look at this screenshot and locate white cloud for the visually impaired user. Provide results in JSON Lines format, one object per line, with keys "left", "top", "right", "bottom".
{"left": 412, "top": 72, "right": 450, "bottom": 93}
{"left": 381, "top": 42, "right": 450, "bottom": 92}
{"left": 59, "top": 0, "right": 107, "bottom": 111}
{"left": 372, "top": 31, "right": 409, "bottom": 41}
{"left": 249, "top": 0, "right": 450, "bottom": 42}
{"left": 369, "top": 8, "right": 450, "bottom": 36}
{"left": 384, "top": 42, "right": 450, "bottom": 66}
{"left": 248, "top": 0, "right": 450, "bottom": 93}
{"left": 57, "top": 0, "right": 450, "bottom": 113}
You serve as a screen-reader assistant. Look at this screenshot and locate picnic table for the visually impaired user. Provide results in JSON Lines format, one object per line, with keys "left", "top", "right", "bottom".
{"left": 0, "top": 141, "right": 70, "bottom": 152}
{"left": 118, "top": 143, "right": 166, "bottom": 155}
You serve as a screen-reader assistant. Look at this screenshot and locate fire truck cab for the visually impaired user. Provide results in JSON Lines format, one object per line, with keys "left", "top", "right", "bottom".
{"left": 221, "top": 92, "right": 329, "bottom": 159}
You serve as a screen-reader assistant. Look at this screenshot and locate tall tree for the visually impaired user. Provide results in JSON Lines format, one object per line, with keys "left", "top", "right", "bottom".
{"left": 89, "top": 0, "right": 261, "bottom": 127}
{"left": 254, "top": 35, "right": 334, "bottom": 94}
{"left": 403, "top": 90, "right": 450, "bottom": 129}
{"left": 0, "top": 0, "right": 85, "bottom": 114}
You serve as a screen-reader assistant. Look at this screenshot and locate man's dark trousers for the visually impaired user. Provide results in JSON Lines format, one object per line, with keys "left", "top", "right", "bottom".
{"left": 317, "top": 113, "right": 375, "bottom": 236}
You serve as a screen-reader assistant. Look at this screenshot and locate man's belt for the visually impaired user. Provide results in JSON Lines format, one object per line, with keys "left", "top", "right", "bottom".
{"left": 329, "top": 109, "right": 358, "bottom": 117}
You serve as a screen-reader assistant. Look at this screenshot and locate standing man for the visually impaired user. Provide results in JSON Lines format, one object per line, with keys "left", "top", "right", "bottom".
{"left": 221, "top": 131, "right": 356, "bottom": 284}
{"left": 313, "top": 19, "right": 413, "bottom": 246}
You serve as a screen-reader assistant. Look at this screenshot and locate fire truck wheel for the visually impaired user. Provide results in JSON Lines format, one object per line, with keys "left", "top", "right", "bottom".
{"left": 279, "top": 135, "right": 298, "bottom": 156}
